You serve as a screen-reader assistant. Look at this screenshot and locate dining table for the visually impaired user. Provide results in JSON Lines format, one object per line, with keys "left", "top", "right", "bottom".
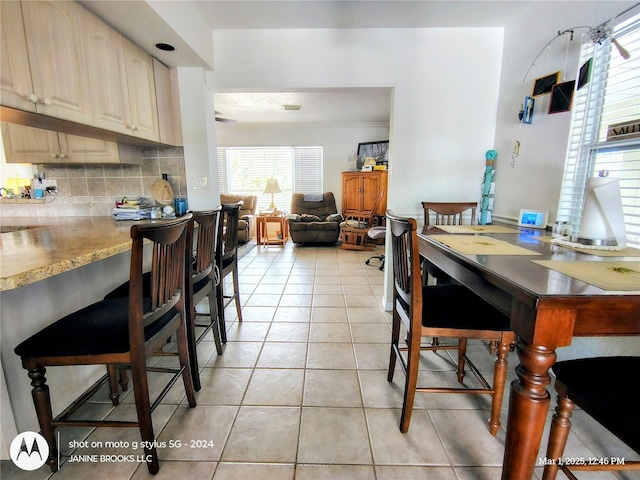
{"left": 417, "top": 224, "right": 640, "bottom": 480}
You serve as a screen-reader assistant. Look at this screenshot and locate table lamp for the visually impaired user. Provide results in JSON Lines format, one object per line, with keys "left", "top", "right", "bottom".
{"left": 264, "top": 178, "right": 282, "bottom": 211}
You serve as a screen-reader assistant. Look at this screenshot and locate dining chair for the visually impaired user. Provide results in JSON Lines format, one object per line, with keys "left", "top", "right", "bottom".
{"left": 542, "top": 356, "right": 640, "bottom": 480}
{"left": 421, "top": 201, "right": 478, "bottom": 284}
{"left": 216, "top": 201, "right": 243, "bottom": 344}
{"left": 386, "top": 210, "right": 516, "bottom": 434}
{"left": 14, "top": 215, "right": 196, "bottom": 475}
{"left": 421, "top": 201, "right": 478, "bottom": 227}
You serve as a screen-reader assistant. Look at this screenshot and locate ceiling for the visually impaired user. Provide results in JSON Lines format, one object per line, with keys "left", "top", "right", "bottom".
{"left": 78, "top": 1, "right": 533, "bottom": 125}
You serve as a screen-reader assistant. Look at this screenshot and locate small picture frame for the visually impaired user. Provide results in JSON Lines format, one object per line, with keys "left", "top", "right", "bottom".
{"left": 548, "top": 80, "right": 576, "bottom": 114}
{"left": 522, "top": 96, "right": 535, "bottom": 124}
{"left": 577, "top": 58, "right": 593, "bottom": 90}
{"left": 532, "top": 71, "right": 560, "bottom": 97}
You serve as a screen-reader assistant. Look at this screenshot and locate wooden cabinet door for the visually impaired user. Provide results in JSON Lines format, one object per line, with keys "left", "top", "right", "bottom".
{"left": 21, "top": 1, "right": 93, "bottom": 124}
{"left": 124, "top": 41, "right": 159, "bottom": 142}
{"left": 1, "top": 123, "right": 61, "bottom": 163}
{"left": 362, "top": 172, "right": 387, "bottom": 214}
{"left": 60, "top": 134, "right": 120, "bottom": 164}
{"left": 83, "top": 11, "right": 131, "bottom": 135}
{"left": 0, "top": 2, "right": 36, "bottom": 112}
{"left": 342, "top": 173, "right": 363, "bottom": 214}
{"left": 153, "top": 59, "right": 181, "bottom": 146}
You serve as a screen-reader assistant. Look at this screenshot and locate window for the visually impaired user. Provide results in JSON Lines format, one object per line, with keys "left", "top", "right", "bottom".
{"left": 556, "top": 12, "right": 640, "bottom": 247}
{"left": 217, "top": 146, "right": 323, "bottom": 212}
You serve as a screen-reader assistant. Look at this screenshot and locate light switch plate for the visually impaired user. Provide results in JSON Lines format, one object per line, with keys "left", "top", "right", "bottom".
{"left": 190, "top": 177, "right": 208, "bottom": 190}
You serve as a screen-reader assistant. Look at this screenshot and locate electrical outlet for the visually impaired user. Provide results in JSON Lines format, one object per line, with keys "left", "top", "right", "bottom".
{"left": 43, "top": 179, "right": 57, "bottom": 192}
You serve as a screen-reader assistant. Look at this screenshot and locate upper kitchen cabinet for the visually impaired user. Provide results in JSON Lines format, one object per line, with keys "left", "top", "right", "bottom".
{"left": 0, "top": 2, "right": 35, "bottom": 112}
{"left": 123, "top": 41, "right": 160, "bottom": 142}
{"left": 84, "top": 12, "right": 160, "bottom": 142}
{"left": 18, "top": 1, "right": 94, "bottom": 124}
{"left": 2, "top": 123, "right": 141, "bottom": 165}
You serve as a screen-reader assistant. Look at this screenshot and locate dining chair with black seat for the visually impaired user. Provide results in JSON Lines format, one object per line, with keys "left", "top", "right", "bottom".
{"left": 217, "top": 201, "right": 243, "bottom": 344}
{"left": 14, "top": 215, "right": 196, "bottom": 475}
{"left": 421, "top": 201, "right": 478, "bottom": 284}
{"left": 542, "top": 356, "right": 640, "bottom": 480}
{"left": 386, "top": 210, "right": 516, "bottom": 434}
{"left": 422, "top": 201, "right": 478, "bottom": 228}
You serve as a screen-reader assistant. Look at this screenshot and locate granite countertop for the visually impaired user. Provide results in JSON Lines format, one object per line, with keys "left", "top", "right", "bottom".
{"left": 0, "top": 217, "right": 136, "bottom": 291}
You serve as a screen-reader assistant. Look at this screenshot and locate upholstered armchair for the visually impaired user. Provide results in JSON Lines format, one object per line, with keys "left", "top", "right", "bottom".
{"left": 220, "top": 194, "right": 257, "bottom": 244}
{"left": 288, "top": 192, "right": 343, "bottom": 244}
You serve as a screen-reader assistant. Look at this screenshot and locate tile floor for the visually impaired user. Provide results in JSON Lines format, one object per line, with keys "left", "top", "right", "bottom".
{"left": 2, "top": 242, "right": 637, "bottom": 480}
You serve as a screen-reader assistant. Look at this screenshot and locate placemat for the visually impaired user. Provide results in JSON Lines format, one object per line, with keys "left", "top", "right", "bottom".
{"left": 432, "top": 235, "right": 541, "bottom": 255}
{"left": 436, "top": 225, "right": 520, "bottom": 234}
{"left": 535, "top": 236, "right": 640, "bottom": 257}
{"left": 532, "top": 260, "right": 640, "bottom": 291}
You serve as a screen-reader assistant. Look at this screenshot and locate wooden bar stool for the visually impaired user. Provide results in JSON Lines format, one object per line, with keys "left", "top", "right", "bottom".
{"left": 14, "top": 215, "right": 196, "bottom": 475}
{"left": 217, "top": 202, "right": 243, "bottom": 344}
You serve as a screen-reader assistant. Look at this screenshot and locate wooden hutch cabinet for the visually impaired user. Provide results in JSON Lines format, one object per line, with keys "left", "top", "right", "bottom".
{"left": 341, "top": 171, "right": 388, "bottom": 217}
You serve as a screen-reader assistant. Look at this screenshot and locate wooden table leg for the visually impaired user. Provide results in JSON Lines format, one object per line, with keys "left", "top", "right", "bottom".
{"left": 501, "top": 339, "right": 556, "bottom": 480}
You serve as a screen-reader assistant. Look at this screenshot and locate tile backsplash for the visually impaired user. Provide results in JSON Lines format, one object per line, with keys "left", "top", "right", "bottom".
{"left": 1, "top": 147, "right": 186, "bottom": 217}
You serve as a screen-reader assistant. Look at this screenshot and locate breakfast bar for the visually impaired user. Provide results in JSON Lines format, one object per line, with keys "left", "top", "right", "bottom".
{"left": 0, "top": 217, "right": 147, "bottom": 451}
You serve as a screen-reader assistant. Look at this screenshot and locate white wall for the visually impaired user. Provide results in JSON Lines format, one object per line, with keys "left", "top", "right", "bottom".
{"left": 176, "top": 67, "right": 221, "bottom": 210}
{"left": 209, "top": 27, "right": 504, "bottom": 220}
{"left": 215, "top": 122, "right": 390, "bottom": 211}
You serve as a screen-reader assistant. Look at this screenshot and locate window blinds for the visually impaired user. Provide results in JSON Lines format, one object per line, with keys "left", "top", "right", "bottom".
{"left": 556, "top": 13, "right": 640, "bottom": 247}
{"left": 217, "top": 146, "right": 323, "bottom": 212}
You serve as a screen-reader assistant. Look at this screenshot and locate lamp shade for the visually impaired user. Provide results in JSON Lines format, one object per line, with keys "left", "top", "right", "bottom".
{"left": 264, "top": 178, "right": 282, "bottom": 194}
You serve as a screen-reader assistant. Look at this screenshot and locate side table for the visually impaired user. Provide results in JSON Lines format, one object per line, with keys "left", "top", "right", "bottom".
{"left": 256, "top": 212, "right": 289, "bottom": 247}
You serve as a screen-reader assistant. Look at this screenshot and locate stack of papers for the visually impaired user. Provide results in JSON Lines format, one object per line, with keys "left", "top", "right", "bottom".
{"left": 112, "top": 198, "right": 153, "bottom": 220}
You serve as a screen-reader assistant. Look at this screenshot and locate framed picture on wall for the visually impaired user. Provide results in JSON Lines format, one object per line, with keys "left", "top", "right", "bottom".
{"left": 522, "top": 96, "right": 535, "bottom": 124}
{"left": 548, "top": 80, "right": 576, "bottom": 114}
{"left": 577, "top": 58, "right": 593, "bottom": 90}
{"left": 357, "top": 140, "right": 389, "bottom": 165}
{"left": 532, "top": 71, "right": 560, "bottom": 97}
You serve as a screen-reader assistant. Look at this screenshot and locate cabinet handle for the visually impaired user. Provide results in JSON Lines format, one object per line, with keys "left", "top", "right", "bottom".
{"left": 27, "top": 94, "right": 39, "bottom": 103}
{"left": 39, "top": 97, "right": 52, "bottom": 106}
{"left": 51, "top": 153, "right": 58, "bottom": 159}
{"left": 59, "top": 154, "right": 68, "bottom": 160}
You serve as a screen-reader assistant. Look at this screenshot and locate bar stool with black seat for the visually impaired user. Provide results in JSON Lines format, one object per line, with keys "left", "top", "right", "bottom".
{"left": 186, "top": 208, "right": 224, "bottom": 390}
{"left": 386, "top": 210, "right": 516, "bottom": 434}
{"left": 104, "top": 209, "right": 224, "bottom": 393}
{"left": 542, "top": 356, "right": 640, "bottom": 480}
{"left": 14, "top": 215, "right": 196, "bottom": 475}
{"left": 217, "top": 201, "right": 243, "bottom": 344}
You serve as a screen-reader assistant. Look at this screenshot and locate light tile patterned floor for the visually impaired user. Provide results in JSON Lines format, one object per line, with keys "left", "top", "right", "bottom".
{"left": 2, "top": 243, "right": 636, "bottom": 480}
